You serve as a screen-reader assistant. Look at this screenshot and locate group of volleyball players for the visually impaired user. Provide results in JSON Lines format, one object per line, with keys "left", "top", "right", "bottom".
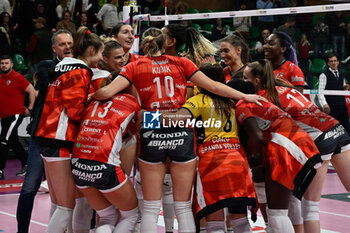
{"left": 33, "top": 21, "right": 350, "bottom": 233}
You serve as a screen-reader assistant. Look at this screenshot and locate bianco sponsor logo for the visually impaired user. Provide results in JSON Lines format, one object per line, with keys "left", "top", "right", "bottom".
{"left": 72, "top": 169, "right": 103, "bottom": 182}
{"left": 152, "top": 66, "right": 171, "bottom": 74}
{"left": 147, "top": 139, "right": 184, "bottom": 147}
{"left": 324, "top": 125, "right": 344, "bottom": 140}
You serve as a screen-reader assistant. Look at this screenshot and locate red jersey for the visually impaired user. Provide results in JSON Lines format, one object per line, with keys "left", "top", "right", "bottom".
{"left": 258, "top": 87, "right": 338, "bottom": 140}
{"left": 274, "top": 60, "right": 304, "bottom": 87}
{"left": 0, "top": 69, "right": 30, "bottom": 118}
{"left": 223, "top": 66, "right": 245, "bottom": 83}
{"left": 120, "top": 55, "right": 198, "bottom": 111}
{"left": 126, "top": 53, "right": 143, "bottom": 65}
{"left": 36, "top": 58, "right": 92, "bottom": 142}
{"left": 72, "top": 93, "right": 140, "bottom": 165}
{"left": 235, "top": 100, "right": 321, "bottom": 195}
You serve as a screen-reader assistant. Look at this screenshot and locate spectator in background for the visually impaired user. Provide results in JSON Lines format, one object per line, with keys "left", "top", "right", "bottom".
{"left": 233, "top": 2, "right": 251, "bottom": 44}
{"left": 174, "top": 1, "right": 190, "bottom": 27}
{"left": 56, "top": 10, "right": 76, "bottom": 35}
{"left": 0, "top": 11, "right": 17, "bottom": 56}
{"left": 76, "top": 11, "right": 96, "bottom": 33}
{"left": 311, "top": 17, "right": 329, "bottom": 59}
{"left": 256, "top": 0, "right": 277, "bottom": 32}
{"left": 96, "top": 0, "right": 118, "bottom": 34}
{"left": 317, "top": 54, "right": 350, "bottom": 135}
{"left": 56, "top": 0, "right": 68, "bottom": 21}
{"left": 0, "top": 0, "right": 11, "bottom": 16}
{"left": 326, "top": 11, "right": 347, "bottom": 61}
{"left": 298, "top": 33, "right": 313, "bottom": 85}
{"left": 211, "top": 18, "right": 227, "bottom": 42}
{"left": 33, "top": 2, "right": 53, "bottom": 30}
{"left": 26, "top": 17, "right": 52, "bottom": 67}
{"left": 254, "top": 28, "right": 271, "bottom": 60}
{"left": 277, "top": 16, "right": 296, "bottom": 47}
{"left": 0, "top": 55, "right": 36, "bottom": 179}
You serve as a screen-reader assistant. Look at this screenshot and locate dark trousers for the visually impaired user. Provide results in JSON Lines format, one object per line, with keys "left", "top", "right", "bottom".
{"left": 16, "top": 139, "right": 45, "bottom": 233}
{"left": 330, "top": 104, "right": 350, "bottom": 136}
{"left": 0, "top": 114, "right": 27, "bottom": 170}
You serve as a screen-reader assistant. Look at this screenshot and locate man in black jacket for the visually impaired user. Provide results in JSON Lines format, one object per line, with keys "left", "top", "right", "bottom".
{"left": 16, "top": 29, "right": 73, "bottom": 233}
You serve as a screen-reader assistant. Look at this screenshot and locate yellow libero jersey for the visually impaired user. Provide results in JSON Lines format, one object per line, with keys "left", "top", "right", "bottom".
{"left": 182, "top": 93, "right": 238, "bottom": 143}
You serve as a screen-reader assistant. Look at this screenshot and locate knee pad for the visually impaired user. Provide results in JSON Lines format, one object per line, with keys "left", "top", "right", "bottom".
{"left": 49, "top": 202, "right": 57, "bottom": 219}
{"left": 113, "top": 207, "right": 139, "bottom": 233}
{"left": 47, "top": 205, "right": 73, "bottom": 233}
{"left": 267, "top": 209, "right": 294, "bottom": 233}
{"left": 96, "top": 205, "right": 118, "bottom": 227}
{"left": 174, "top": 201, "right": 195, "bottom": 233}
{"left": 302, "top": 199, "right": 320, "bottom": 221}
{"left": 206, "top": 221, "right": 225, "bottom": 233}
{"left": 73, "top": 197, "right": 93, "bottom": 231}
{"left": 253, "top": 182, "right": 267, "bottom": 203}
{"left": 96, "top": 224, "right": 114, "bottom": 233}
{"left": 230, "top": 216, "right": 252, "bottom": 233}
{"left": 288, "top": 195, "right": 303, "bottom": 225}
{"left": 141, "top": 200, "right": 162, "bottom": 233}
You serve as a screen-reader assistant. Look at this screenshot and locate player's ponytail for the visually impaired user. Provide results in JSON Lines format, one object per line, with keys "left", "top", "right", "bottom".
{"left": 141, "top": 27, "right": 164, "bottom": 57}
{"left": 73, "top": 26, "right": 103, "bottom": 59}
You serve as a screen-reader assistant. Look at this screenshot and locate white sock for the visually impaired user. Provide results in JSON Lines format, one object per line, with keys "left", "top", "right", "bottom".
{"left": 113, "top": 207, "right": 139, "bottom": 233}
{"left": 163, "top": 174, "right": 175, "bottom": 232}
{"left": 230, "top": 216, "right": 252, "bottom": 233}
{"left": 96, "top": 224, "right": 114, "bottom": 233}
{"left": 141, "top": 200, "right": 161, "bottom": 233}
{"left": 174, "top": 201, "right": 195, "bottom": 233}
{"left": 73, "top": 197, "right": 93, "bottom": 233}
{"left": 49, "top": 202, "right": 57, "bottom": 219}
{"left": 288, "top": 195, "right": 303, "bottom": 225}
{"left": 199, "top": 227, "right": 206, "bottom": 233}
{"left": 47, "top": 205, "right": 73, "bottom": 233}
{"left": 206, "top": 221, "right": 225, "bottom": 233}
{"left": 302, "top": 199, "right": 320, "bottom": 221}
{"left": 227, "top": 228, "right": 234, "bottom": 233}
{"left": 96, "top": 205, "right": 118, "bottom": 227}
{"left": 267, "top": 209, "right": 294, "bottom": 233}
{"left": 253, "top": 182, "right": 267, "bottom": 203}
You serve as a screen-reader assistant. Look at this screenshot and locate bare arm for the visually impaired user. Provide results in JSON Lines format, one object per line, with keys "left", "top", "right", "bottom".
{"left": 92, "top": 75, "right": 131, "bottom": 100}
{"left": 190, "top": 71, "right": 266, "bottom": 105}
{"left": 25, "top": 83, "right": 36, "bottom": 111}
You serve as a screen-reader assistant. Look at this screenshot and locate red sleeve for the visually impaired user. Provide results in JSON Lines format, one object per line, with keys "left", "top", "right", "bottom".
{"left": 15, "top": 73, "right": 30, "bottom": 91}
{"left": 181, "top": 57, "right": 199, "bottom": 80}
{"left": 26, "top": 35, "right": 37, "bottom": 54}
{"left": 120, "top": 61, "right": 137, "bottom": 84}
{"left": 235, "top": 100, "right": 255, "bottom": 125}
{"left": 290, "top": 63, "right": 305, "bottom": 87}
{"left": 61, "top": 69, "right": 91, "bottom": 123}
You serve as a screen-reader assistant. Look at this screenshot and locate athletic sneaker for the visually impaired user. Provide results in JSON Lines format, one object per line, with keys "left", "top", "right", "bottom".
{"left": 39, "top": 180, "right": 49, "bottom": 193}
{"left": 16, "top": 165, "right": 27, "bottom": 177}
{"left": 0, "top": 170, "right": 3, "bottom": 179}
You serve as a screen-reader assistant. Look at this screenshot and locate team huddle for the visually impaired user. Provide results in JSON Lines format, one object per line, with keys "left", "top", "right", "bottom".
{"left": 28, "top": 22, "right": 350, "bottom": 233}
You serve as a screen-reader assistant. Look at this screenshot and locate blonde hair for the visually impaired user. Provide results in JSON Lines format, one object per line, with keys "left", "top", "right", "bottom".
{"left": 182, "top": 27, "right": 217, "bottom": 66}
{"left": 141, "top": 27, "right": 164, "bottom": 57}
